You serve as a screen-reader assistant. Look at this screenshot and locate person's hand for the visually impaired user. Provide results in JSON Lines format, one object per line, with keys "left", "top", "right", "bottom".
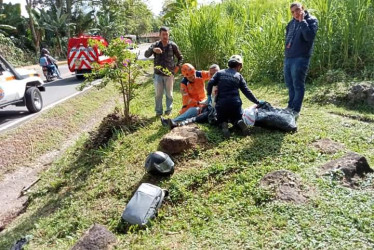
{"left": 298, "top": 10, "right": 305, "bottom": 22}
{"left": 198, "top": 99, "right": 208, "bottom": 106}
{"left": 153, "top": 48, "right": 162, "bottom": 54}
{"left": 174, "top": 66, "right": 180, "bottom": 74}
{"left": 207, "top": 95, "right": 212, "bottom": 105}
{"left": 257, "top": 100, "right": 266, "bottom": 107}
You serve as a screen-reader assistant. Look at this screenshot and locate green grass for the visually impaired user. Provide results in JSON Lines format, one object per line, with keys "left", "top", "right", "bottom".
{"left": 0, "top": 85, "right": 120, "bottom": 179}
{"left": 0, "top": 76, "right": 373, "bottom": 249}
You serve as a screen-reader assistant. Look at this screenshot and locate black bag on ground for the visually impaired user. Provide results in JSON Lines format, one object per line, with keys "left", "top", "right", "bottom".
{"left": 254, "top": 102, "right": 297, "bottom": 132}
{"left": 121, "top": 183, "right": 167, "bottom": 226}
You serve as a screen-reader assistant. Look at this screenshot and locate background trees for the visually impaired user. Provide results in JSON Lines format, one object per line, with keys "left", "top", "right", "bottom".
{"left": 0, "top": 0, "right": 157, "bottom": 64}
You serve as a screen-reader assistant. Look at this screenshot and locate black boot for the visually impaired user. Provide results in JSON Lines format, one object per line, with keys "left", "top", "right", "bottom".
{"left": 168, "top": 119, "right": 178, "bottom": 130}
{"left": 237, "top": 120, "right": 251, "bottom": 136}
{"left": 221, "top": 122, "right": 230, "bottom": 138}
{"left": 160, "top": 117, "right": 169, "bottom": 127}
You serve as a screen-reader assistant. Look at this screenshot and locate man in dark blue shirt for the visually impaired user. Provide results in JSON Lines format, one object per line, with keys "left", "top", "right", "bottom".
{"left": 284, "top": 2, "right": 318, "bottom": 119}
{"left": 207, "top": 55, "right": 263, "bottom": 138}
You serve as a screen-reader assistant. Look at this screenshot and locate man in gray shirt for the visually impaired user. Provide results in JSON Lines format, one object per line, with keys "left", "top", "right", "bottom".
{"left": 145, "top": 26, "right": 183, "bottom": 116}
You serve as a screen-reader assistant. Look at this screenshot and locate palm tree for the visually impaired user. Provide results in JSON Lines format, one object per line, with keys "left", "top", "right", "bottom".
{"left": 71, "top": 9, "right": 95, "bottom": 36}
{"left": 39, "top": 6, "right": 73, "bottom": 56}
{"left": 162, "top": 0, "right": 198, "bottom": 23}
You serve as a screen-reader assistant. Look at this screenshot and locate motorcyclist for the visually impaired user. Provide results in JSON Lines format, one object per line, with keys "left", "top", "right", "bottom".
{"left": 39, "top": 48, "right": 62, "bottom": 79}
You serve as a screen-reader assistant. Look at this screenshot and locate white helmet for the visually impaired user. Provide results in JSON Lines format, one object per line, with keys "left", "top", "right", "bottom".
{"left": 228, "top": 55, "right": 243, "bottom": 64}
{"left": 242, "top": 105, "right": 257, "bottom": 126}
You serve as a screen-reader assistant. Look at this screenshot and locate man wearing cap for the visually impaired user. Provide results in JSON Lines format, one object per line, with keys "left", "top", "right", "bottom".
{"left": 284, "top": 2, "right": 318, "bottom": 119}
{"left": 207, "top": 55, "right": 264, "bottom": 138}
{"left": 145, "top": 26, "right": 183, "bottom": 116}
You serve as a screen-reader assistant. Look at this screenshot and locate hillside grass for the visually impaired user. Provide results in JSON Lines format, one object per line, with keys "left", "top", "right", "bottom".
{"left": 0, "top": 76, "right": 373, "bottom": 249}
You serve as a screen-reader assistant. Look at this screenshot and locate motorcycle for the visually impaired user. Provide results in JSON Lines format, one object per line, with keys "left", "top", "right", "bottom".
{"left": 42, "top": 63, "right": 60, "bottom": 82}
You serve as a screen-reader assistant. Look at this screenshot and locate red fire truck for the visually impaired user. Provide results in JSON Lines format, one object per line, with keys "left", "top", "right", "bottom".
{"left": 67, "top": 35, "right": 113, "bottom": 79}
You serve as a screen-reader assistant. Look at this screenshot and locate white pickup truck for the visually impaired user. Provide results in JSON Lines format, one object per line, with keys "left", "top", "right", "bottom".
{"left": 0, "top": 55, "right": 45, "bottom": 113}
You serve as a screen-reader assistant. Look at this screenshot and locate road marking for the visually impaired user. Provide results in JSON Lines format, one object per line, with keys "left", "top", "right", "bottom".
{"left": 0, "top": 79, "right": 101, "bottom": 133}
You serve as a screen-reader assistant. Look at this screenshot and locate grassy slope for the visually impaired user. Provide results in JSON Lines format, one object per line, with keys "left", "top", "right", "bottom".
{"left": 0, "top": 78, "right": 373, "bottom": 249}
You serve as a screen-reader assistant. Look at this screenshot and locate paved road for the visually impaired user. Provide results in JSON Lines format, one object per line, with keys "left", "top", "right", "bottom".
{"left": 0, "top": 44, "right": 152, "bottom": 133}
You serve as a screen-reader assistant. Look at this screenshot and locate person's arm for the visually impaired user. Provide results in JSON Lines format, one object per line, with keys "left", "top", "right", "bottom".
{"left": 299, "top": 15, "right": 318, "bottom": 42}
{"left": 172, "top": 43, "right": 183, "bottom": 73}
{"left": 47, "top": 55, "right": 57, "bottom": 64}
{"left": 239, "top": 76, "right": 259, "bottom": 104}
{"left": 207, "top": 71, "right": 219, "bottom": 96}
{"left": 201, "top": 70, "right": 211, "bottom": 81}
{"left": 144, "top": 42, "right": 157, "bottom": 58}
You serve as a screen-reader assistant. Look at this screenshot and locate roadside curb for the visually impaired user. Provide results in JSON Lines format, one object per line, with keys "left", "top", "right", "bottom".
{"left": 17, "top": 61, "right": 67, "bottom": 70}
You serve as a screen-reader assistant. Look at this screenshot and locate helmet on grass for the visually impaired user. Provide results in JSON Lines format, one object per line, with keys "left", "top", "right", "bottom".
{"left": 145, "top": 151, "right": 174, "bottom": 175}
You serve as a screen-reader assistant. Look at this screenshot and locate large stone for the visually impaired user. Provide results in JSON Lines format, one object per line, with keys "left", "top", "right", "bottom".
{"left": 311, "top": 138, "right": 345, "bottom": 154}
{"left": 347, "top": 83, "right": 374, "bottom": 106}
{"left": 260, "top": 170, "right": 308, "bottom": 204}
{"left": 320, "top": 152, "right": 373, "bottom": 181}
{"left": 159, "top": 125, "right": 207, "bottom": 155}
{"left": 71, "top": 224, "right": 116, "bottom": 250}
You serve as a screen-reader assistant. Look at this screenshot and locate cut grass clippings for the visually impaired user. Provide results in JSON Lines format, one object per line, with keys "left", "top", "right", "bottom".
{"left": 0, "top": 78, "right": 373, "bottom": 249}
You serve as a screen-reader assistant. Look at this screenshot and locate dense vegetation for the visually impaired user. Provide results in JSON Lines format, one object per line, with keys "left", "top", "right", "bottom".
{"left": 172, "top": 0, "right": 374, "bottom": 82}
{"left": 0, "top": 0, "right": 159, "bottom": 65}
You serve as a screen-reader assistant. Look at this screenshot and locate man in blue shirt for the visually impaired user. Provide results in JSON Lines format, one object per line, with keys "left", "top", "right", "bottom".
{"left": 284, "top": 2, "right": 318, "bottom": 119}
{"left": 207, "top": 55, "right": 263, "bottom": 138}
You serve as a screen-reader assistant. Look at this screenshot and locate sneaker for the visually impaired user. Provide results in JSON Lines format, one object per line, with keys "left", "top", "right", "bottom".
{"left": 168, "top": 119, "right": 178, "bottom": 130}
{"left": 221, "top": 122, "right": 230, "bottom": 138}
{"left": 160, "top": 117, "right": 169, "bottom": 127}
{"left": 293, "top": 111, "right": 300, "bottom": 121}
{"left": 164, "top": 110, "right": 171, "bottom": 116}
{"left": 285, "top": 107, "right": 293, "bottom": 113}
{"left": 237, "top": 120, "right": 251, "bottom": 136}
{"left": 57, "top": 76, "right": 63, "bottom": 79}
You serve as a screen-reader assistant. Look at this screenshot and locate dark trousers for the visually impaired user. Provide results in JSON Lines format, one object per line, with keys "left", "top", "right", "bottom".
{"left": 216, "top": 102, "right": 242, "bottom": 125}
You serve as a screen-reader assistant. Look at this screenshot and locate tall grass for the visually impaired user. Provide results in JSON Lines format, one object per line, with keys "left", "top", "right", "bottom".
{"left": 171, "top": 0, "right": 374, "bottom": 82}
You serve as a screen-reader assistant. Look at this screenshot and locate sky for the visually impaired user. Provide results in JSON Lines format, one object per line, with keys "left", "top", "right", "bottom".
{"left": 4, "top": 0, "right": 221, "bottom": 17}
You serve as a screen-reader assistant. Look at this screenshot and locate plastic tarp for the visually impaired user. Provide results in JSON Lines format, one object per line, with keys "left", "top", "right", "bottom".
{"left": 254, "top": 102, "right": 297, "bottom": 132}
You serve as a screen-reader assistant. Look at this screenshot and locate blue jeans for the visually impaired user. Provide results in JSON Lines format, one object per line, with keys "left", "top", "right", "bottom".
{"left": 154, "top": 74, "right": 174, "bottom": 115}
{"left": 284, "top": 57, "right": 310, "bottom": 113}
{"left": 47, "top": 64, "right": 61, "bottom": 77}
{"left": 173, "top": 107, "right": 199, "bottom": 122}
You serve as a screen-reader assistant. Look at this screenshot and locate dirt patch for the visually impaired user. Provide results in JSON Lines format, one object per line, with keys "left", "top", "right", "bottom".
{"left": 0, "top": 96, "right": 118, "bottom": 232}
{"left": 71, "top": 224, "right": 117, "bottom": 250}
{"left": 86, "top": 112, "right": 153, "bottom": 150}
{"left": 260, "top": 170, "right": 310, "bottom": 204}
{"left": 311, "top": 138, "right": 345, "bottom": 154}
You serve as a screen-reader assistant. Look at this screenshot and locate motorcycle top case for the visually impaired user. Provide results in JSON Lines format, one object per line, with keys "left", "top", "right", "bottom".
{"left": 121, "top": 183, "right": 167, "bottom": 226}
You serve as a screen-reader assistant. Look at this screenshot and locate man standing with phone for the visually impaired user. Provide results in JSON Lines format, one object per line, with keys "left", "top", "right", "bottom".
{"left": 145, "top": 26, "right": 183, "bottom": 117}
{"left": 284, "top": 2, "right": 318, "bottom": 119}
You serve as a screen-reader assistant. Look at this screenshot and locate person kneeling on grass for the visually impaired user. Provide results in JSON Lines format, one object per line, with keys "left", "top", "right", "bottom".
{"left": 161, "top": 63, "right": 212, "bottom": 128}
{"left": 207, "top": 55, "right": 265, "bottom": 138}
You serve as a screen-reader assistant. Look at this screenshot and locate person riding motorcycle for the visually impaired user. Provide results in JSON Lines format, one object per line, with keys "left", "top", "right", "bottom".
{"left": 39, "top": 48, "right": 62, "bottom": 79}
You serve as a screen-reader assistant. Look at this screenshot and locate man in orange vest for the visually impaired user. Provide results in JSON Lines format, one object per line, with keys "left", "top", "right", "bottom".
{"left": 161, "top": 63, "right": 213, "bottom": 128}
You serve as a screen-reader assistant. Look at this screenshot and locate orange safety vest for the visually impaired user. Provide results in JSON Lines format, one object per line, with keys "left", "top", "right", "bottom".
{"left": 179, "top": 70, "right": 210, "bottom": 114}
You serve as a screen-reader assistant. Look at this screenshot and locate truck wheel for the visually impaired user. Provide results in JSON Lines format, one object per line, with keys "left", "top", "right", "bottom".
{"left": 76, "top": 75, "right": 84, "bottom": 80}
{"left": 25, "top": 87, "right": 43, "bottom": 113}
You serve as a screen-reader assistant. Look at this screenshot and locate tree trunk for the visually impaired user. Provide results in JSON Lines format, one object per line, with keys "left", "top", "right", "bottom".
{"left": 25, "top": 0, "right": 40, "bottom": 54}
{"left": 66, "top": 0, "right": 72, "bottom": 37}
